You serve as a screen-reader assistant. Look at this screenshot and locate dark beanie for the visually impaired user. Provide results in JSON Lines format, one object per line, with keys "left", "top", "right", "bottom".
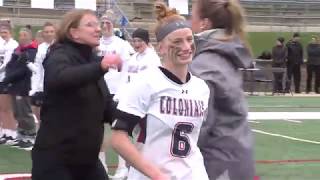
{"left": 277, "top": 37, "right": 285, "bottom": 44}
{"left": 132, "top": 28, "right": 149, "bottom": 44}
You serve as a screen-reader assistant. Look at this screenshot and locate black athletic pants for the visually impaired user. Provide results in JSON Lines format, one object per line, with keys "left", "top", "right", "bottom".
{"left": 32, "top": 150, "right": 109, "bottom": 180}
{"left": 285, "top": 64, "right": 301, "bottom": 93}
{"left": 306, "top": 64, "right": 320, "bottom": 93}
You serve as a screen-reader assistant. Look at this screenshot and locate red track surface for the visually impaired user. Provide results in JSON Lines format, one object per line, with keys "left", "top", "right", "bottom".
{"left": 256, "top": 159, "right": 320, "bottom": 164}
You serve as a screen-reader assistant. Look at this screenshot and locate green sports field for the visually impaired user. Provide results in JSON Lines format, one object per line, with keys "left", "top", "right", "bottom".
{"left": 12, "top": 25, "right": 318, "bottom": 58}
{"left": 1, "top": 96, "right": 320, "bottom": 180}
{"left": 249, "top": 96, "right": 320, "bottom": 180}
{"left": 248, "top": 32, "right": 318, "bottom": 58}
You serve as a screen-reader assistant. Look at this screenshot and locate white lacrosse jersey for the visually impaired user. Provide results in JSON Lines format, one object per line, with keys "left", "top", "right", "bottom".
{"left": 113, "top": 47, "right": 161, "bottom": 101}
{"left": 0, "top": 38, "right": 18, "bottom": 81}
{"left": 116, "top": 67, "right": 210, "bottom": 180}
{"left": 125, "top": 47, "right": 161, "bottom": 83}
{"left": 29, "top": 42, "right": 51, "bottom": 94}
{"left": 98, "top": 35, "right": 133, "bottom": 94}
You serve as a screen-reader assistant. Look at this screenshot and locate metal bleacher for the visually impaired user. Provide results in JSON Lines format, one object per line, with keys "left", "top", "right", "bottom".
{"left": 240, "top": 0, "right": 320, "bottom": 26}
{"left": 1, "top": 0, "right": 69, "bottom": 25}
{"left": 1, "top": 0, "right": 320, "bottom": 29}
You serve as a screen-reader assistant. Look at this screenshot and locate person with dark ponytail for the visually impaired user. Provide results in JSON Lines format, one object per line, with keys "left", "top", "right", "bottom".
{"left": 189, "top": 0, "right": 255, "bottom": 180}
{"left": 110, "top": 1, "right": 210, "bottom": 180}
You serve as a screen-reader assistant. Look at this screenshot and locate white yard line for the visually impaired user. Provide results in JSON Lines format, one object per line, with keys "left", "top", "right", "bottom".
{"left": 0, "top": 173, "right": 31, "bottom": 180}
{"left": 282, "top": 119, "right": 302, "bottom": 123}
{"left": 248, "top": 112, "right": 320, "bottom": 120}
{"left": 248, "top": 120, "right": 261, "bottom": 124}
{"left": 253, "top": 129, "right": 320, "bottom": 144}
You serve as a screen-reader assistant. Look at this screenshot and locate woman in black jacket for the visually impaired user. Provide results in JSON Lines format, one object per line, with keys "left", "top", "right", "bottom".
{"left": 32, "top": 9, "right": 121, "bottom": 180}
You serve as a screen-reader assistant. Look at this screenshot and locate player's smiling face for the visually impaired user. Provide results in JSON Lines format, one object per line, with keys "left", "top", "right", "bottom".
{"left": 160, "top": 28, "right": 195, "bottom": 67}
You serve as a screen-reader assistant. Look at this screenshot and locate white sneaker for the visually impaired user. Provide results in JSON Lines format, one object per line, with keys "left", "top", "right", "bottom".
{"left": 111, "top": 168, "right": 128, "bottom": 180}
{"left": 6, "top": 138, "right": 20, "bottom": 146}
{"left": 0, "top": 136, "right": 17, "bottom": 145}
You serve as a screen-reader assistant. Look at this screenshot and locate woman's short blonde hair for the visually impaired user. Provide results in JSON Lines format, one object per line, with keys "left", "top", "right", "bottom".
{"left": 56, "top": 9, "right": 96, "bottom": 43}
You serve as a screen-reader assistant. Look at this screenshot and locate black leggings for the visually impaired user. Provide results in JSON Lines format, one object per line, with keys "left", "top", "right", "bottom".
{"left": 32, "top": 151, "right": 108, "bottom": 180}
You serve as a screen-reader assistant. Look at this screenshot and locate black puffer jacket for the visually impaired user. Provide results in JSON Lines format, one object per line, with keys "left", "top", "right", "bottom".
{"left": 33, "top": 39, "right": 116, "bottom": 165}
{"left": 286, "top": 40, "right": 304, "bottom": 65}
{"left": 3, "top": 43, "right": 37, "bottom": 96}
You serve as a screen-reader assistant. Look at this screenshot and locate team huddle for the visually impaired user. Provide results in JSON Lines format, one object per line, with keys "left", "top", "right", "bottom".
{"left": 0, "top": 0, "right": 255, "bottom": 180}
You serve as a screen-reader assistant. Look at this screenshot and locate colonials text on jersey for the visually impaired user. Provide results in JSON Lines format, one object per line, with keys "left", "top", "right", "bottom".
{"left": 160, "top": 96, "right": 205, "bottom": 117}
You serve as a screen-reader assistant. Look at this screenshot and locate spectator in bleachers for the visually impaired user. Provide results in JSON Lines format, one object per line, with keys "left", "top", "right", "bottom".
{"left": 28, "top": 22, "right": 56, "bottom": 123}
{"left": 271, "top": 37, "right": 287, "bottom": 93}
{"left": 189, "top": 0, "right": 255, "bottom": 179}
{"left": 0, "top": 23, "right": 19, "bottom": 144}
{"left": 306, "top": 35, "right": 320, "bottom": 94}
{"left": 285, "top": 32, "right": 304, "bottom": 93}
{"left": 2, "top": 27, "right": 37, "bottom": 148}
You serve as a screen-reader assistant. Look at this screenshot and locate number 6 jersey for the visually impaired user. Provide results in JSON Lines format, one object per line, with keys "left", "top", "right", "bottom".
{"left": 114, "top": 66, "right": 210, "bottom": 180}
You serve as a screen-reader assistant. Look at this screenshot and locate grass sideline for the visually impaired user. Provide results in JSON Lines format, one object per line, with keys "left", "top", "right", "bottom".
{"left": 248, "top": 32, "right": 318, "bottom": 57}
{"left": 0, "top": 97, "right": 320, "bottom": 179}
{"left": 247, "top": 96, "right": 320, "bottom": 112}
{"left": 252, "top": 120, "right": 320, "bottom": 180}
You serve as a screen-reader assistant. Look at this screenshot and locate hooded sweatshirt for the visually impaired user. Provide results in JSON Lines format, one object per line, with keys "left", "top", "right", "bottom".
{"left": 189, "top": 29, "right": 255, "bottom": 179}
{"left": 272, "top": 45, "right": 287, "bottom": 67}
{"left": 286, "top": 40, "right": 303, "bottom": 65}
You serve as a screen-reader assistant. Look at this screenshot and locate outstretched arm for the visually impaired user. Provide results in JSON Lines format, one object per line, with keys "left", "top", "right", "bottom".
{"left": 111, "top": 130, "right": 168, "bottom": 180}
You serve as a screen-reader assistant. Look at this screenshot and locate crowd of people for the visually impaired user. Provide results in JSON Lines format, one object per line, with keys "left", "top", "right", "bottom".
{"left": 0, "top": 0, "right": 256, "bottom": 180}
{"left": 260, "top": 32, "right": 320, "bottom": 94}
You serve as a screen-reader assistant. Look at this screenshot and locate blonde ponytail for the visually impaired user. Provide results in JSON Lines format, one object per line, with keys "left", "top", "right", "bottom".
{"left": 154, "top": 1, "right": 185, "bottom": 37}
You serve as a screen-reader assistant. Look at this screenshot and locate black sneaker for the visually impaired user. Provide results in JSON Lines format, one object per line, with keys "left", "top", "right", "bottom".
{"left": 0, "top": 135, "right": 16, "bottom": 145}
{"left": 13, "top": 140, "right": 33, "bottom": 150}
{"left": 0, "top": 137, "right": 6, "bottom": 144}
